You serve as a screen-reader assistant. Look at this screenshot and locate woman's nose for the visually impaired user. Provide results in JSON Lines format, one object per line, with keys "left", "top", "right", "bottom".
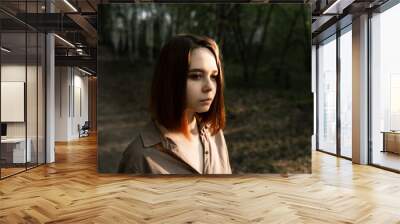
{"left": 202, "top": 78, "right": 213, "bottom": 92}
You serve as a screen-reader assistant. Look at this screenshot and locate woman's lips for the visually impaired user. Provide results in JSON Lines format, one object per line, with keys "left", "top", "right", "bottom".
{"left": 200, "top": 98, "right": 212, "bottom": 104}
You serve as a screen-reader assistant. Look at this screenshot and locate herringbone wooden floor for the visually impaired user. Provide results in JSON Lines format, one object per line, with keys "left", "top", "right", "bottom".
{"left": 1, "top": 135, "right": 400, "bottom": 223}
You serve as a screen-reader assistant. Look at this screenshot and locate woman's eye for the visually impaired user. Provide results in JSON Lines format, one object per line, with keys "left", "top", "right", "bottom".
{"left": 189, "top": 73, "right": 202, "bottom": 80}
{"left": 211, "top": 75, "right": 218, "bottom": 80}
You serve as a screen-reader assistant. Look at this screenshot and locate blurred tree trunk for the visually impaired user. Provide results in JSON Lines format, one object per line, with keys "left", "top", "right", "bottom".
{"left": 110, "top": 6, "right": 127, "bottom": 58}
{"left": 216, "top": 5, "right": 234, "bottom": 62}
{"left": 251, "top": 6, "right": 274, "bottom": 80}
{"left": 126, "top": 7, "right": 134, "bottom": 62}
{"left": 175, "top": 7, "right": 181, "bottom": 34}
{"left": 230, "top": 6, "right": 265, "bottom": 83}
{"left": 153, "top": 8, "right": 162, "bottom": 60}
{"left": 247, "top": 7, "right": 262, "bottom": 48}
{"left": 302, "top": 7, "right": 310, "bottom": 77}
{"left": 146, "top": 5, "right": 154, "bottom": 62}
{"left": 170, "top": 10, "right": 176, "bottom": 37}
{"left": 216, "top": 5, "right": 225, "bottom": 45}
{"left": 159, "top": 5, "right": 168, "bottom": 49}
{"left": 275, "top": 7, "right": 302, "bottom": 89}
{"left": 230, "top": 6, "right": 248, "bottom": 82}
{"left": 134, "top": 7, "right": 140, "bottom": 60}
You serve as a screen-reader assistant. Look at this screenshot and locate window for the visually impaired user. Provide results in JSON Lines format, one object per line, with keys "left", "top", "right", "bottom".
{"left": 317, "top": 35, "right": 337, "bottom": 154}
{"left": 370, "top": 2, "right": 400, "bottom": 171}
{"left": 339, "top": 26, "right": 352, "bottom": 158}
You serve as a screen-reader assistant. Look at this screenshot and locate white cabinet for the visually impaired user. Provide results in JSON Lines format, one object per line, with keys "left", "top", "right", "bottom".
{"left": 1, "top": 138, "right": 32, "bottom": 163}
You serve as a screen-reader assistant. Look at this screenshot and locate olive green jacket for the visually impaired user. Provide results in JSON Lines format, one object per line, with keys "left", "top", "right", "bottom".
{"left": 118, "top": 120, "right": 232, "bottom": 174}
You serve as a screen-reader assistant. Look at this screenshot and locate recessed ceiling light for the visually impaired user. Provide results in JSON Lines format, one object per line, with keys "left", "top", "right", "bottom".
{"left": 322, "top": 0, "right": 352, "bottom": 15}
{"left": 63, "top": 0, "right": 78, "bottom": 12}
{"left": 1, "top": 47, "right": 11, "bottom": 53}
{"left": 54, "top": 34, "right": 75, "bottom": 48}
{"left": 78, "top": 67, "right": 93, "bottom": 76}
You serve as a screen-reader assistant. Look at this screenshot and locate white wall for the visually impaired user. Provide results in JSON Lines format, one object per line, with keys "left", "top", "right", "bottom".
{"left": 1, "top": 65, "right": 39, "bottom": 137}
{"left": 55, "top": 66, "right": 89, "bottom": 141}
{"left": 72, "top": 71, "right": 89, "bottom": 138}
{"left": 55, "top": 66, "right": 69, "bottom": 141}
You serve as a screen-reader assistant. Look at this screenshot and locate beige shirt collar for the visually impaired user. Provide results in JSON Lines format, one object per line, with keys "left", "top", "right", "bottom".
{"left": 140, "top": 117, "right": 208, "bottom": 149}
{"left": 140, "top": 118, "right": 209, "bottom": 174}
{"left": 140, "top": 120, "right": 164, "bottom": 148}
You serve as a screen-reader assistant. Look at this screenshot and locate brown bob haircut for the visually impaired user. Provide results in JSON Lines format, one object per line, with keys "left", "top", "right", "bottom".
{"left": 150, "top": 34, "right": 225, "bottom": 137}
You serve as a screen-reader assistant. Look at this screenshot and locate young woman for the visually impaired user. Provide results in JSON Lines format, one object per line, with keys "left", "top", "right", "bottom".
{"left": 118, "top": 34, "right": 232, "bottom": 174}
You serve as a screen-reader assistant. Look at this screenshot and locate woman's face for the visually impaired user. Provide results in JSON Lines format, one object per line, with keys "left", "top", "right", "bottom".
{"left": 186, "top": 47, "right": 218, "bottom": 114}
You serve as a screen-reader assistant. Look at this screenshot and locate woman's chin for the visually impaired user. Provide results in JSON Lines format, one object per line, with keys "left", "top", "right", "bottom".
{"left": 195, "top": 106, "right": 211, "bottom": 113}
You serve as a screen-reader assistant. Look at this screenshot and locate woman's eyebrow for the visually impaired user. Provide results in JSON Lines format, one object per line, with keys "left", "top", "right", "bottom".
{"left": 188, "top": 68, "right": 218, "bottom": 74}
{"left": 188, "top": 68, "right": 204, "bottom": 73}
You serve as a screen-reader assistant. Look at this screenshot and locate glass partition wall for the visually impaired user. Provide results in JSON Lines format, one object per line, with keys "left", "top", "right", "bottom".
{"left": 0, "top": 30, "right": 27, "bottom": 177}
{"left": 316, "top": 25, "right": 353, "bottom": 159}
{"left": 0, "top": 2, "right": 46, "bottom": 179}
{"left": 317, "top": 34, "right": 337, "bottom": 155}
{"left": 370, "top": 3, "right": 400, "bottom": 171}
{"left": 316, "top": 0, "right": 400, "bottom": 172}
{"left": 339, "top": 26, "right": 352, "bottom": 159}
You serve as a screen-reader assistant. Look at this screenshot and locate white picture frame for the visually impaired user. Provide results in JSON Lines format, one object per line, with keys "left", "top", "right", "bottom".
{"left": 1, "top": 81, "right": 25, "bottom": 122}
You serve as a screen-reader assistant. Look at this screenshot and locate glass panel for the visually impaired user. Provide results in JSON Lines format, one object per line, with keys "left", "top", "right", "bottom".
{"left": 339, "top": 28, "right": 352, "bottom": 158}
{"left": 371, "top": 4, "right": 400, "bottom": 171}
{"left": 27, "top": 30, "right": 38, "bottom": 169}
{"left": 317, "top": 35, "right": 337, "bottom": 154}
{"left": 38, "top": 32, "right": 45, "bottom": 165}
{"left": 26, "top": 0, "right": 39, "bottom": 169}
{"left": 1, "top": 30, "right": 27, "bottom": 177}
{"left": 0, "top": 1, "right": 46, "bottom": 179}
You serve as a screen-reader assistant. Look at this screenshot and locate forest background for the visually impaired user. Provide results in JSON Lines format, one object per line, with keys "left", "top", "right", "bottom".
{"left": 98, "top": 3, "right": 312, "bottom": 174}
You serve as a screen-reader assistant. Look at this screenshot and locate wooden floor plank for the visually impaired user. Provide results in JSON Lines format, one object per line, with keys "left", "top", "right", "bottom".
{"left": 0, "top": 135, "right": 400, "bottom": 223}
